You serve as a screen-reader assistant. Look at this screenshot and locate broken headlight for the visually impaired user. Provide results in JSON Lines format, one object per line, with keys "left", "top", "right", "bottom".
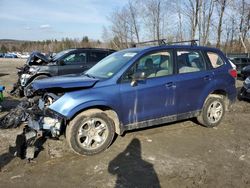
{"left": 29, "top": 66, "right": 40, "bottom": 74}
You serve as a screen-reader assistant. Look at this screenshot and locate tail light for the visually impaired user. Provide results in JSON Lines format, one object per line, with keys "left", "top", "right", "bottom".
{"left": 229, "top": 69, "right": 237, "bottom": 78}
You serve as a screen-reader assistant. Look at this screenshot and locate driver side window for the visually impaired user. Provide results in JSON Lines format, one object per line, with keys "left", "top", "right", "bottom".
{"left": 122, "top": 50, "right": 173, "bottom": 82}
{"left": 63, "top": 52, "right": 86, "bottom": 64}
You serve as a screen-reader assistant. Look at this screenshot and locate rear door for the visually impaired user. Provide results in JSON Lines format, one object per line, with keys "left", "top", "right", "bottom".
{"left": 58, "top": 51, "right": 87, "bottom": 75}
{"left": 174, "top": 49, "right": 213, "bottom": 114}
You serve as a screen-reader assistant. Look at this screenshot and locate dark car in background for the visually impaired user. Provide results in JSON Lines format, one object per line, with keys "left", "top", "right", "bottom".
{"left": 229, "top": 57, "right": 250, "bottom": 76}
{"left": 239, "top": 76, "right": 250, "bottom": 101}
{"left": 241, "top": 65, "right": 250, "bottom": 79}
{"left": 10, "top": 48, "right": 115, "bottom": 96}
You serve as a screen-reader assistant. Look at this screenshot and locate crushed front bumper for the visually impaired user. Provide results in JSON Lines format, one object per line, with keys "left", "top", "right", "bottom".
{"left": 16, "top": 97, "right": 64, "bottom": 160}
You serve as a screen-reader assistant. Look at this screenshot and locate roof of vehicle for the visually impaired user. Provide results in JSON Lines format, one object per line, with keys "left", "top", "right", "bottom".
{"left": 68, "top": 48, "right": 116, "bottom": 52}
{"left": 122, "top": 45, "right": 224, "bottom": 54}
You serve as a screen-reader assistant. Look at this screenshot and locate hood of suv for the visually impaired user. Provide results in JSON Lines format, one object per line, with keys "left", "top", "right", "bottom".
{"left": 32, "top": 74, "right": 99, "bottom": 90}
{"left": 27, "top": 51, "right": 51, "bottom": 66}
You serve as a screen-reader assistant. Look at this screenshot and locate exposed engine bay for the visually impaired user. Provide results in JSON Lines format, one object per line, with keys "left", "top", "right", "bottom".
{"left": 1, "top": 92, "right": 65, "bottom": 160}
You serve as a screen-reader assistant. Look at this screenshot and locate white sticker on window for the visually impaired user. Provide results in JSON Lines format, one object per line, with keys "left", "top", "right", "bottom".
{"left": 123, "top": 53, "right": 137, "bottom": 57}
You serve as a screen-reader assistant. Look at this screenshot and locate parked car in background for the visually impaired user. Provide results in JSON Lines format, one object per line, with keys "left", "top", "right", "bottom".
{"left": 22, "top": 42, "right": 237, "bottom": 157}
{"left": 10, "top": 48, "right": 115, "bottom": 96}
{"left": 3, "top": 53, "right": 18, "bottom": 58}
{"left": 240, "top": 65, "right": 250, "bottom": 80}
{"left": 239, "top": 76, "right": 250, "bottom": 101}
{"left": 0, "top": 85, "right": 5, "bottom": 112}
{"left": 16, "top": 52, "right": 30, "bottom": 59}
{"left": 229, "top": 57, "right": 250, "bottom": 76}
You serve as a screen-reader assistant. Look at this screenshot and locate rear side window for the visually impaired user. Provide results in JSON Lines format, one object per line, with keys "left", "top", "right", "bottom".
{"left": 207, "top": 52, "right": 224, "bottom": 68}
{"left": 177, "top": 50, "right": 206, "bottom": 73}
{"left": 89, "top": 52, "right": 107, "bottom": 62}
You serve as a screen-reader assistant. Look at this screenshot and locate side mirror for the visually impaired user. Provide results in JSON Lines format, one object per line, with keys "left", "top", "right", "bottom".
{"left": 131, "top": 71, "right": 146, "bottom": 87}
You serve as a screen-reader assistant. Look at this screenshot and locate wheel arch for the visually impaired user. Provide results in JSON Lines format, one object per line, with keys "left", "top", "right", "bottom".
{"left": 68, "top": 105, "right": 122, "bottom": 135}
{"left": 27, "top": 73, "right": 51, "bottom": 85}
{"left": 202, "top": 89, "right": 230, "bottom": 111}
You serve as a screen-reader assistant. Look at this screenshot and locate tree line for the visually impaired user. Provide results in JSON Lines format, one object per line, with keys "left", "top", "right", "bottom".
{"left": 0, "top": 0, "right": 249, "bottom": 54}
{"left": 104, "top": 0, "right": 250, "bottom": 53}
{"left": 0, "top": 37, "right": 102, "bottom": 53}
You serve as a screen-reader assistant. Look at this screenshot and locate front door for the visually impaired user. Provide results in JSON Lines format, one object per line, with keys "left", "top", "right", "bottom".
{"left": 119, "top": 50, "right": 177, "bottom": 125}
{"left": 58, "top": 52, "right": 87, "bottom": 75}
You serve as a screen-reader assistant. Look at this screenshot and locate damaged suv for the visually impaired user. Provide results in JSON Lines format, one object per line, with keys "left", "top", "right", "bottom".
{"left": 23, "top": 43, "right": 237, "bottom": 156}
{"left": 11, "top": 48, "right": 115, "bottom": 96}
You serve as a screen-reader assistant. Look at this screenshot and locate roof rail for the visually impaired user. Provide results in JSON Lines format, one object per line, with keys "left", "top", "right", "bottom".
{"left": 132, "top": 39, "right": 199, "bottom": 47}
{"left": 167, "top": 40, "right": 198, "bottom": 46}
{"left": 131, "top": 39, "right": 166, "bottom": 47}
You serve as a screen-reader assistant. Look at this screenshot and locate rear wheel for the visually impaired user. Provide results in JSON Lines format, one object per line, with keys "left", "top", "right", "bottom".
{"left": 66, "top": 110, "right": 115, "bottom": 155}
{"left": 197, "top": 96, "right": 225, "bottom": 127}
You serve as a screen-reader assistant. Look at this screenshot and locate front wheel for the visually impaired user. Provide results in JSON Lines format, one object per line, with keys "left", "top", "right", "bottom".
{"left": 197, "top": 97, "right": 225, "bottom": 128}
{"left": 66, "top": 111, "right": 115, "bottom": 156}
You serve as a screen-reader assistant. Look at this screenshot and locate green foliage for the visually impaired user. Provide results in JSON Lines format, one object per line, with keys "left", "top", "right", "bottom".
{"left": 0, "top": 44, "right": 8, "bottom": 53}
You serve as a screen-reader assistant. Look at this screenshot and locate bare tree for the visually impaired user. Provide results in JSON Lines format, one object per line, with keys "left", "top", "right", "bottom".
{"left": 142, "top": 0, "right": 162, "bottom": 41}
{"left": 109, "top": 7, "right": 131, "bottom": 49}
{"left": 238, "top": 0, "right": 250, "bottom": 52}
{"left": 176, "top": 0, "right": 184, "bottom": 41}
{"left": 183, "top": 0, "right": 202, "bottom": 40}
{"left": 128, "top": 0, "right": 141, "bottom": 43}
{"left": 216, "top": 0, "right": 228, "bottom": 48}
{"left": 200, "top": 0, "right": 215, "bottom": 45}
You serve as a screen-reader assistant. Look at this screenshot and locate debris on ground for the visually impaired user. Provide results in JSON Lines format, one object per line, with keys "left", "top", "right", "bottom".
{"left": 0, "top": 97, "right": 40, "bottom": 129}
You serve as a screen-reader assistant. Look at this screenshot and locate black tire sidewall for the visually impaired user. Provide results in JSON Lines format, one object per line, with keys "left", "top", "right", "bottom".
{"left": 67, "top": 113, "right": 115, "bottom": 155}
{"left": 202, "top": 97, "right": 225, "bottom": 128}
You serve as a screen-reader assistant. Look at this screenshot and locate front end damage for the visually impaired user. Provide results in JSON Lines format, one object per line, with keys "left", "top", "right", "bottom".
{"left": 15, "top": 93, "right": 65, "bottom": 160}
{"left": 10, "top": 51, "right": 51, "bottom": 97}
{"left": 10, "top": 64, "right": 30, "bottom": 97}
{"left": 6, "top": 74, "right": 98, "bottom": 160}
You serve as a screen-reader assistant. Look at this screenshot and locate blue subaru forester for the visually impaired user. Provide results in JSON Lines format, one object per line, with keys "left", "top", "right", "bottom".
{"left": 25, "top": 43, "right": 237, "bottom": 156}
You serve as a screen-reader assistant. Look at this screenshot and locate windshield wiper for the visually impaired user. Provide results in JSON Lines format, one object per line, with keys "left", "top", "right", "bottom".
{"left": 84, "top": 73, "right": 96, "bottom": 79}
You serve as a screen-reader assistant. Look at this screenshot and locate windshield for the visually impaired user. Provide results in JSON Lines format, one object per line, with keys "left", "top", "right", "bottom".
{"left": 85, "top": 50, "right": 138, "bottom": 79}
{"left": 52, "top": 49, "right": 75, "bottom": 61}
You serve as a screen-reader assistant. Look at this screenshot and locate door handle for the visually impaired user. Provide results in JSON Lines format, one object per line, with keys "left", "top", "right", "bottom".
{"left": 80, "top": 65, "right": 86, "bottom": 68}
{"left": 165, "top": 82, "right": 176, "bottom": 88}
{"left": 204, "top": 75, "right": 211, "bottom": 81}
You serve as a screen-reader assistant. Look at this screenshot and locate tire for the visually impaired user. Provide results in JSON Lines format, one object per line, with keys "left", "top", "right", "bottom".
{"left": 197, "top": 96, "right": 225, "bottom": 128}
{"left": 66, "top": 110, "right": 115, "bottom": 156}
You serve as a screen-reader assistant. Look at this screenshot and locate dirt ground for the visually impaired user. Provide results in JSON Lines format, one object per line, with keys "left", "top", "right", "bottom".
{"left": 0, "top": 58, "right": 250, "bottom": 188}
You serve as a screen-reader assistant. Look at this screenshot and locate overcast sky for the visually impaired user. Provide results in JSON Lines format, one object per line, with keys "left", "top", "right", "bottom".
{"left": 0, "top": 0, "right": 127, "bottom": 41}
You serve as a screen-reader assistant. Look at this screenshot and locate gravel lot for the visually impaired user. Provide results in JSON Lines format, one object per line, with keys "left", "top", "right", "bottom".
{"left": 0, "top": 58, "right": 250, "bottom": 188}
